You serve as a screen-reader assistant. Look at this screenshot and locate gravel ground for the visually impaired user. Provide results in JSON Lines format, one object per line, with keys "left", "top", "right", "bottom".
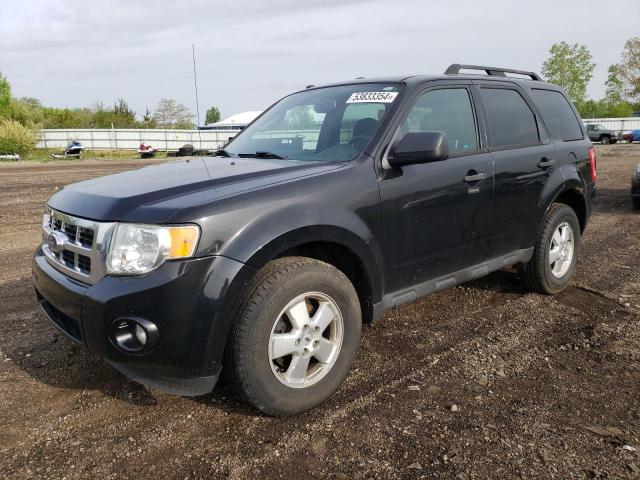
{"left": 0, "top": 146, "right": 639, "bottom": 479}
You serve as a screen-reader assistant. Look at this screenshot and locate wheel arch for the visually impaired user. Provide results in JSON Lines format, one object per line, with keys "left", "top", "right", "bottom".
{"left": 245, "top": 226, "right": 382, "bottom": 324}
{"left": 547, "top": 186, "right": 588, "bottom": 233}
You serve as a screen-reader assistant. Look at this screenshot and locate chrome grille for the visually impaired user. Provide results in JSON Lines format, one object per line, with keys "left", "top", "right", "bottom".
{"left": 42, "top": 207, "right": 115, "bottom": 285}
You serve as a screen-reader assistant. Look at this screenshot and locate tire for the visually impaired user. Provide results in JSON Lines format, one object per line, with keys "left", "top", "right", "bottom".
{"left": 600, "top": 135, "right": 611, "bottom": 145}
{"left": 225, "top": 257, "right": 362, "bottom": 415}
{"left": 521, "top": 204, "right": 581, "bottom": 294}
{"left": 633, "top": 197, "right": 640, "bottom": 209}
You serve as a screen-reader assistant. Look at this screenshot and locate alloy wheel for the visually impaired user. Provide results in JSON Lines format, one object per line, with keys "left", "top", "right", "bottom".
{"left": 549, "top": 221, "right": 574, "bottom": 278}
{"left": 268, "top": 292, "right": 344, "bottom": 388}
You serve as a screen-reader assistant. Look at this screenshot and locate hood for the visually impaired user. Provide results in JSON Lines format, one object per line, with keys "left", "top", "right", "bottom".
{"left": 48, "top": 156, "right": 340, "bottom": 223}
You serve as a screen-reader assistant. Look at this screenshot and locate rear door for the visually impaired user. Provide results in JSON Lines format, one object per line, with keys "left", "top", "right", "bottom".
{"left": 474, "top": 82, "right": 557, "bottom": 255}
{"left": 529, "top": 87, "right": 594, "bottom": 204}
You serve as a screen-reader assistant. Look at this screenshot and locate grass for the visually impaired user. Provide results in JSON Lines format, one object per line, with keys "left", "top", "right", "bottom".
{"left": 0, "top": 148, "right": 170, "bottom": 162}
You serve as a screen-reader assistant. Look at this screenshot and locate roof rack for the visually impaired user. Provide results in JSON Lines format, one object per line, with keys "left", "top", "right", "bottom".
{"left": 445, "top": 64, "right": 543, "bottom": 82}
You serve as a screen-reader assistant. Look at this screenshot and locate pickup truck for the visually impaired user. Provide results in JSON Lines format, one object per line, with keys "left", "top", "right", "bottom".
{"left": 586, "top": 123, "right": 618, "bottom": 144}
{"left": 33, "top": 64, "right": 596, "bottom": 415}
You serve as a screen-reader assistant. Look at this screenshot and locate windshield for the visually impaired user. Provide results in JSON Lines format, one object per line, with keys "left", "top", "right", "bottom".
{"left": 223, "top": 83, "right": 402, "bottom": 162}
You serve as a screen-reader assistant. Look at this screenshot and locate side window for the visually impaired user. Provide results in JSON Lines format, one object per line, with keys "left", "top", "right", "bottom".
{"left": 400, "top": 88, "right": 478, "bottom": 154}
{"left": 531, "top": 89, "right": 584, "bottom": 141}
{"left": 480, "top": 88, "right": 539, "bottom": 148}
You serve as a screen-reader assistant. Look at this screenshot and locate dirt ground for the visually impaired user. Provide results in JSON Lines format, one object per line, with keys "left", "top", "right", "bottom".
{"left": 0, "top": 147, "right": 639, "bottom": 479}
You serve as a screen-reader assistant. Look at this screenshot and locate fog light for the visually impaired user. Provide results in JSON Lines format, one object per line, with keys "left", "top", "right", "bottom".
{"left": 109, "top": 317, "right": 159, "bottom": 353}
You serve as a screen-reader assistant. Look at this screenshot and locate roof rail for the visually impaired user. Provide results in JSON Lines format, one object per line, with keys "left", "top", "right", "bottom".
{"left": 445, "top": 64, "right": 543, "bottom": 82}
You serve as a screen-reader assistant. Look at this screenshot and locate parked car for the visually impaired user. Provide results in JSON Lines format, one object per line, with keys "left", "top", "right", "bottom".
{"left": 33, "top": 64, "right": 596, "bottom": 415}
{"left": 632, "top": 163, "right": 640, "bottom": 209}
{"left": 586, "top": 123, "right": 618, "bottom": 144}
{"left": 622, "top": 129, "right": 640, "bottom": 143}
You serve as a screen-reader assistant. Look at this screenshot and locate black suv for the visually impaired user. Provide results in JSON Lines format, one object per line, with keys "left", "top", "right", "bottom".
{"left": 33, "top": 64, "right": 596, "bottom": 415}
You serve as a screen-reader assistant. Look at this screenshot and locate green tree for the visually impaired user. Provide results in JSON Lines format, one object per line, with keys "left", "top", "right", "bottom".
{"left": 8, "top": 97, "right": 45, "bottom": 128}
{"left": 112, "top": 98, "right": 136, "bottom": 127}
{"left": 90, "top": 102, "right": 114, "bottom": 128}
{"left": 0, "top": 118, "right": 38, "bottom": 155}
{"left": 0, "top": 72, "right": 11, "bottom": 116}
{"left": 604, "top": 65, "right": 625, "bottom": 105}
{"left": 41, "top": 107, "right": 90, "bottom": 129}
{"left": 579, "top": 99, "right": 602, "bottom": 119}
{"left": 205, "top": 106, "right": 221, "bottom": 125}
{"left": 141, "top": 107, "right": 157, "bottom": 128}
{"left": 617, "top": 36, "right": 640, "bottom": 103}
{"left": 598, "top": 65, "right": 634, "bottom": 117}
{"left": 542, "top": 42, "right": 595, "bottom": 107}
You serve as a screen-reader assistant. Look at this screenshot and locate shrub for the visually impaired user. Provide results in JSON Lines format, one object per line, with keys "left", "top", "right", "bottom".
{"left": 0, "top": 119, "right": 38, "bottom": 156}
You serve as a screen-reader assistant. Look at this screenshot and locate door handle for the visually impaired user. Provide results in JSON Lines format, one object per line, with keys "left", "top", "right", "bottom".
{"left": 538, "top": 158, "right": 555, "bottom": 168}
{"left": 464, "top": 172, "right": 487, "bottom": 183}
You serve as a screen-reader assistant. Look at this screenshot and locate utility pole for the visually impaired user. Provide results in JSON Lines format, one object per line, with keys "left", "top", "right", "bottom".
{"left": 192, "top": 44, "right": 201, "bottom": 128}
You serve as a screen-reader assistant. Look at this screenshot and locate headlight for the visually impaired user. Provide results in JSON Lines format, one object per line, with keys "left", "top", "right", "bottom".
{"left": 106, "top": 224, "right": 200, "bottom": 275}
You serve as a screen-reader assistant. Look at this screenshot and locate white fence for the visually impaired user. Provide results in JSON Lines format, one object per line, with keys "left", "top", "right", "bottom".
{"left": 37, "top": 129, "right": 240, "bottom": 151}
{"left": 582, "top": 117, "right": 640, "bottom": 132}
{"left": 36, "top": 117, "right": 640, "bottom": 152}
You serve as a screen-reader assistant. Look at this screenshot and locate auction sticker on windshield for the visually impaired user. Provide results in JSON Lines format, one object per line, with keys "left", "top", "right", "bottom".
{"left": 346, "top": 92, "right": 398, "bottom": 103}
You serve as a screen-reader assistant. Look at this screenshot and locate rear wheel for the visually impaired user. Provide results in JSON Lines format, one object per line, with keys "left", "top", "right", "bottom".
{"left": 225, "top": 257, "right": 361, "bottom": 415}
{"left": 521, "top": 204, "right": 581, "bottom": 294}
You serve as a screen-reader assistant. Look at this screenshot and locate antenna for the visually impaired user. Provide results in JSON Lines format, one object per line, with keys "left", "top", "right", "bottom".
{"left": 192, "top": 44, "right": 201, "bottom": 127}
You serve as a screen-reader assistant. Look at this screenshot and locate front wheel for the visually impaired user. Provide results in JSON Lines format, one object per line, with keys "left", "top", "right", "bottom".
{"left": 225, "top": 257, "right": 361, "bottom": 415}
{"left": 521, "top": 204, "right": 581, "bottom": 294}
{"left": 633, "top": 197, "right": 640, "bottom": 209}
{"left": 600, "top": 135, "right": 611, "bottom": 145}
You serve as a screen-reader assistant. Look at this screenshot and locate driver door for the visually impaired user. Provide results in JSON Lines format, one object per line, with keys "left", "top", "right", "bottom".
{"left": 379, "top": 85, "right": 494, "bottom": 294}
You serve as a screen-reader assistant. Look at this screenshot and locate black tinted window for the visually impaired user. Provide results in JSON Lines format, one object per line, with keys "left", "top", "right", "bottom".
{"left": 532, "top": 89, "right": 584, "bottom": 141}
{"left": 480, "top": 88, "right": 539, "bottom": 148}
{"left": 401, "top": 88, "right": 478, "bottom": 154}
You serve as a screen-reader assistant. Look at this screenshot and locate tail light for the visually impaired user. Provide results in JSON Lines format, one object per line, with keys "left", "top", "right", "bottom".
{"left": 588, "top": 147, "right": 597, "bottom": 182}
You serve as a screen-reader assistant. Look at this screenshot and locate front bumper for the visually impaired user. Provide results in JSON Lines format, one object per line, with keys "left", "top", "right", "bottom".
{"left": 32, "top": 248, "right": 255, "bottom": 395}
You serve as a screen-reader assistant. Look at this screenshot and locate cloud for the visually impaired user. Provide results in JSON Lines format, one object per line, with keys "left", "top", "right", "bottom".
{"left": 2, "top": 0, "right": 639, "bottom": 120}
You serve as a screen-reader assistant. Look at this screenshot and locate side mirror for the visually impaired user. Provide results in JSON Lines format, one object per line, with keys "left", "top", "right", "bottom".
{"left": 387, "top": 132, "right": 449, "bottom": 168}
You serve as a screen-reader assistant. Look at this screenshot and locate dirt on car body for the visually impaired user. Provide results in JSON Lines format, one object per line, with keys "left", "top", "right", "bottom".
{"left": 1, "top": 147, "right": 639, "bottom": 479}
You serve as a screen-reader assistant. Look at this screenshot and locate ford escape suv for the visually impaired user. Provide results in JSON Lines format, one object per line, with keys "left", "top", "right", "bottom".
{"left": 33, "top": 64, "right": 596, "bottom": 415}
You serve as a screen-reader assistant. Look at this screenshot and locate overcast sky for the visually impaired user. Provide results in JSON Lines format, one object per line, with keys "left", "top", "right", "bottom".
{"left": 2, "top": 0, "right": 639, "bottom": 123}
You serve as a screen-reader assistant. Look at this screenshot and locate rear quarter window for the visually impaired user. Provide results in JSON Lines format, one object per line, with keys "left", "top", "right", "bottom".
{"left": 531, "top": 89, "right": 584, "bottom": 142}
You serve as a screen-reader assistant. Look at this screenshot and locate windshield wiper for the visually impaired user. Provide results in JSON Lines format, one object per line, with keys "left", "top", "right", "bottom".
{"left": 213, "top": 149, "right": 234, "bottom": 157}
{"left": 236, "top": 151, "right": 287, "bottom": 159}
{"left": 254, "top": 151, "right": 286, "bottom": 159}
